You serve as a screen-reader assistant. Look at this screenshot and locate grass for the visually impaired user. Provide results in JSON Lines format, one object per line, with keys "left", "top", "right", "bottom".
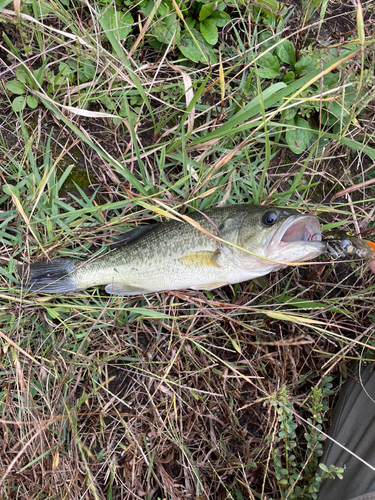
{"left": 0, "top": 0, "right": 375, "bottom": 498}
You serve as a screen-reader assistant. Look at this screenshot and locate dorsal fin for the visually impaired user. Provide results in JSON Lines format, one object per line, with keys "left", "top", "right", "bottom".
{"left": 110, "top": 224, "right": 158, "bottom": 249}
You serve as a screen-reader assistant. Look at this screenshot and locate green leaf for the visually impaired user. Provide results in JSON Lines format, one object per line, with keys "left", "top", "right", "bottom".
{"left": 180, "top": 30, "right": 201, "bottom": 63}
{"left": 283, "top": 71, "right": 295, "bottom": 83}
{"left": 157, "top": 2, "right": 169, "bottom": 16}
{"left": 252, "top": 0, "right": 279, "bottom": 15}
{"left": 33, "top": 59, "right": 49, "bottom": 86}
{"left": 185, "top": 17, "right": 196, "bottom": 29}
{"left": 26, "top": 95, "right": 38, "bottom": 109}
{"left": 275, "top": 40, "right": 296, "bottom": 66}
{"left": 199, "top": 1, "right": 215, "bottom": 20}
{"left": 323, "top": 73, "right": 339, "bottom": 89}
{"left": 231, "top": 338, "right": 241, "bottom": 353}
{"left": 82, "top": 61, "right": 96, "bottom": 80}
{"left": 295, "top": 56, "right": 315, "bottom": 74}
{"left": 12, "top": 96, "right": 26, "bottom": 112}
{"left": 140, "top": 0, "right": 153, "bottom": 16}
{"left": 256, "top": 52, "right": 280, "bottom": 79}
{"left": 259, "top": 31, "right": 275, "bottom": 49}
{"left": 285, "top": 117, "right": 313, "bottom": 154}
{"left": 209, "top": 10, "right": 231, "bottom": 27}
{"left": 191, "top": 390, "right": 200, "bottom": 400}
{"left": 5, "top": 80, "right": 26, "bottom": 95}
{"left": 200, "top": 19, "right": 218, "bottom": 45}
{"left": 179, "top": 28, "right": 216, "bottom": 63}
{"left": 99, "top": 6, "right": 133, "bottom": 41}
{"left": 0, "top": 0, "right": 13, "bottom": 7}
{"left": 14, "top": 67, "right": 29, "bottom": 84}
{"left": 154, "top": 14, "right": 180, "bottom": 45}
{"left": 2, "top": 184, "right": 20, "bottom": 197}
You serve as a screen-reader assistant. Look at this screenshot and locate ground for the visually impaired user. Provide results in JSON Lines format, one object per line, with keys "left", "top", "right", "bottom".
{"left": 0, "top": 0, "right": 374, "bottom": 498}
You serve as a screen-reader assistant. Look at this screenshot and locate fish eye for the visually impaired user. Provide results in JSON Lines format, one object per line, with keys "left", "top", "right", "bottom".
{"left": 262, "top": 211, "right": 278, "bottom": 226}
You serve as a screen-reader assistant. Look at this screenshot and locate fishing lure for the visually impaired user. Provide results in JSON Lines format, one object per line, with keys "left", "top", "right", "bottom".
{"left": 323, "top": 230, "right": 375, "bottom": 273}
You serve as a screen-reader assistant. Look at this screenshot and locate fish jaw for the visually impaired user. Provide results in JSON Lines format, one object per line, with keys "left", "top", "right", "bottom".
{"left": 265, "top": 215, "right": 326, "bottom": 264}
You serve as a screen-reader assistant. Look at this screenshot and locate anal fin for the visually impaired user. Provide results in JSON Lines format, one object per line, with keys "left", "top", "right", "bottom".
{"left": 105, "top": 283, "right": 151, "bottom": 296}
{"left": 189, "top": 282, "right": 227, "bottom": 291}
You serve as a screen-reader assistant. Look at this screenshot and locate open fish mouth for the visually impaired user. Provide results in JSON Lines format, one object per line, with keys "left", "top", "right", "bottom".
{"left": 267, "top": 215, "right": 325, "bottom": 259}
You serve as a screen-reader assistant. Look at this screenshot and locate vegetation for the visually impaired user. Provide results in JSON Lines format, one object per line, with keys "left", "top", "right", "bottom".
{"left": 0, "top": 0, "right": 374, "bottom": 497}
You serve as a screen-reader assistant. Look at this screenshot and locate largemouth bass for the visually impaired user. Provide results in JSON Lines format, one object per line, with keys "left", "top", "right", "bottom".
{"left": 18, "top": 205, "right": 326, "bottom": 295}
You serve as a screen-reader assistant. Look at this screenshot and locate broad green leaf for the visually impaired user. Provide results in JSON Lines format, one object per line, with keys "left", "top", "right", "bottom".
{"left": 99, "top": 7, "right": 133, "bottom": 41}
{"left": 259, "top": 31, "right": 275, "bottom": 49}
{"left": 2, "top": 184, "right": 20, "bottom": 197}
{"left": 0, "top": 0, "right": 13, "bottom": 6}
{"left": 6, "top": 80, "right": 26, "bottom": 95}
{"left": 253, "top": 0, "right": 279, "bottom": 14}
{"left": 154, "top": 15, "right": 180, "bottom": 45}
{"left": 256, "top": 67, "right": 280, "bottom": 79}
{"left": 185, "top": 17, "right": 196, "bottom": 29}
{"left": 82, "top": 61, "right": 96, "bottom": 80}
{"left": 285, "top": 117, "right": 313, "bottom": 154}
{"left": 179, "top": 30, "right": 202, "bottom": 63}
{"left": 179, "top": 28, "right": 216, "bottom": 63}
{"left": 276, "top": 40, "right": 296, "bottom": 66}
{"left": 26, "top": 95, "right": 38, "bottom": 109}
{"left": 283, "top": 71, "right": 295, "bottom": 83}
{"left": 115, "top": 10, "right": 133, "bottom": 40}
{"left": 256, "top": 52, "right": 280, "bottom": 79}
{"left": 323, "top": 73, "right": 339, "bottom": 89}
{"left": 158, "top": 2, "right": 169, "bottom": 16}
{"left": 200, "top": 19, "right": 218, "bottom": 45}
{"left": 295, "top": 56, "right": 315, "bottom": 74}
{"left": 140, "top": 0, "right": 153, "bottom": 15}
{"left": 209, "top": 10, "right": 231, "bottom": 27}
{"left": 14, "top": 67, "right": 29, "bottom": 84}
{"left": 199, "top": 1, "right": 215, "bottom": 20}
{"left": 12, "top": 96, "right": 26, "bottom": 112}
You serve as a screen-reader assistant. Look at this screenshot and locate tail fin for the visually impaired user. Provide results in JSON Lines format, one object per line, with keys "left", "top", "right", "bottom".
{"left": 18, "top": 258, "right": 80, "bottom": 293}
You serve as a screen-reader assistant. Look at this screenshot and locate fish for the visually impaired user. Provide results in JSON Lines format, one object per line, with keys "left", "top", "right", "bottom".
{"left": 323, "top": 230, "right": 375, "bottom": 273}
{"left": 18, "top": 204, "right": 326, "bottom": 295}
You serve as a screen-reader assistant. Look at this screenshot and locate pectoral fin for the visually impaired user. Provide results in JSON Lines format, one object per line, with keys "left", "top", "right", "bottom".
{"left": 190, "top": 282, "right": 227, "bottom": 291}
{"left": 105, "top": 283, "right": 150, "bottom": 296}
{"left": 178, "top": 251, "right": 219, "bottom": 268}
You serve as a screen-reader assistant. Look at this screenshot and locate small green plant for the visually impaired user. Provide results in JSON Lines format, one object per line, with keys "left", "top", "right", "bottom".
{"left": 271, "top": 379, "right": 344, "bottom": 499}
{"left": 4, "top": 59, "right": 44, "bottom": 112}
{"left": 139, "top": 0, "right": 231, "bottom": 63}
{"left": 138, "top": 0, "right": 282, "bottom": 63}
{"left": 254, "top": 28, "right": 367, "bottom": 154}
